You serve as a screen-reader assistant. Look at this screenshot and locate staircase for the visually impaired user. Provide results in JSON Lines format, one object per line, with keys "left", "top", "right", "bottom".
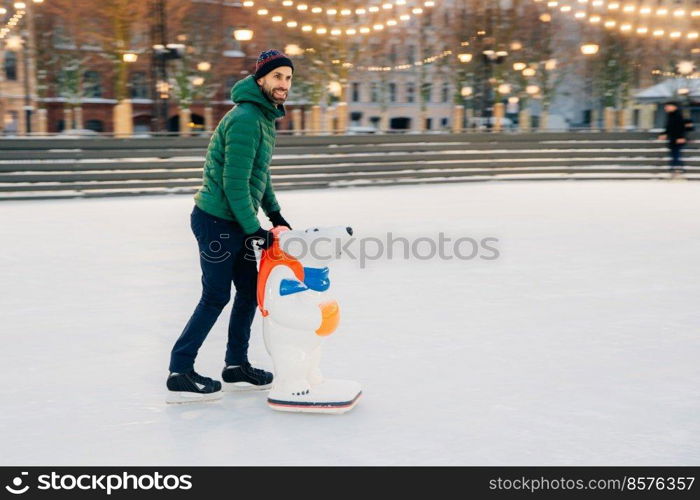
{"left": 0, "top": 132, "right": 696, "bottom": 201}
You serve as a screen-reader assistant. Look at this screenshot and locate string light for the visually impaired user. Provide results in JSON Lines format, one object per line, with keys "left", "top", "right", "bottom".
{"left": 0, "top": 2, "right": 27, "bottom": 42}
{"left": 254, "top": 0, "right": 436, "bottom": 17}
{"left": 355, "top": 49, "right": 453, "bottom": 72}
{"left": 243, "top": 0, "right": 437, "bottom": 37}
{"left": 536, "top": 0, "right": 700, "bottom": 40}
{"left": 291, "top": 46, "right": 458, "bottom": 73}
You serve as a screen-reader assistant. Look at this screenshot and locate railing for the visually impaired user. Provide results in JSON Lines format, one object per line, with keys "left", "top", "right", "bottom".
{"left": 0, "top": 132, "right": 695, "bottom": 201}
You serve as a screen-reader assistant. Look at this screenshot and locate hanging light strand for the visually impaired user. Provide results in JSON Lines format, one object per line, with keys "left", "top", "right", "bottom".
{"left": 532, "top": 0, "right": 700, "bottom": 41}
{"left": 356, "top": 48, "right": 452, "bottom": 71}
{"left": 300, "top": 47, "right": 489, "bottom": 73}
{"left": 262, "top": 0, "right": 432, "bottom": 17}
{"left": 0, "top": 3, "right": 27, "bottom": 43}
{"left": 242, "top": 0, "right": 436, "bottom": 37}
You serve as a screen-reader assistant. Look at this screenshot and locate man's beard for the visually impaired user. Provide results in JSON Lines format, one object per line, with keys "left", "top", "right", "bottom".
{"left": 261, "top": 82, "right": 288, "bottom": 104}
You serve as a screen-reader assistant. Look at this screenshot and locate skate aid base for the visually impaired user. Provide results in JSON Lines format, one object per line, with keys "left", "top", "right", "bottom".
{"left": 267, "top": 380, "right": 362, "bottom": 414}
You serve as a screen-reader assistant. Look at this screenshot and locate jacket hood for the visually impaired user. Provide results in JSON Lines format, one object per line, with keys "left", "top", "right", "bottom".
{"left": 231, "top": 75, "right": 286, "bottom": 120}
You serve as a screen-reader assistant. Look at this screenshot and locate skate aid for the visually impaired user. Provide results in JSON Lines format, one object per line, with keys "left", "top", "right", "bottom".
{"left": 256, "top": 226, "right": 362, "bottom": 414}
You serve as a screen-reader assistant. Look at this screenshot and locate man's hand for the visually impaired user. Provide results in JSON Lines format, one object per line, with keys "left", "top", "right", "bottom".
{"left": 658, "top": 134, "right": 667, "bottom": 141}
{"left": 268, "top": 211, "right": 292, "bottom": 229}
{"left": 246, "top": 227, "right": 274, "bottom": 250}
{"left": 677, "top": 138, "right": 687, "bottom": 145}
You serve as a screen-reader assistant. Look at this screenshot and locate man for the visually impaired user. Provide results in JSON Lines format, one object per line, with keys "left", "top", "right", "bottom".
{"left": 166, "top": 49, "right": 294, "bottom": 403}
{"left": 658, "top": 101, "right": 687, "bottom": 173}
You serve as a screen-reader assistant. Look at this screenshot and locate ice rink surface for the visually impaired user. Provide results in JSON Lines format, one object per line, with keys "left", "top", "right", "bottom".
{"left": 1, "top": 181, "right": 699, "bottom": 465}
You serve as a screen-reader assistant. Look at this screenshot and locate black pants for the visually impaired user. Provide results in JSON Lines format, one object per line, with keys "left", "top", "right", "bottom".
{"left": 669, "top": 143, "right": 684, "bottom": 169}
{"left": 169, "top": 206, "right": 258, "bottom": 373}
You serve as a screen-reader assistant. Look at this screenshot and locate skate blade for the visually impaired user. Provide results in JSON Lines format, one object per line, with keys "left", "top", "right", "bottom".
{"left": 267, "top": 391, "right": 362, "bottom": 414}
{"left": 222, "top": 381, "right": 272, "bottom": 392}
{"left": 165, "top": 390, "right": 223, "bottom": 404}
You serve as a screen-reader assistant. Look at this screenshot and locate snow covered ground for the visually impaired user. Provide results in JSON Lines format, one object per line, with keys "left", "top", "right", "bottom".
{"left": 1, "top": 180, "right": 699, "bottom": 466}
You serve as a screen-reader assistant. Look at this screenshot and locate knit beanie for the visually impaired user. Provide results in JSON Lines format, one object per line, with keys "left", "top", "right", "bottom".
{"left": 254, "top": 49, "right": 294, "bottom": 79}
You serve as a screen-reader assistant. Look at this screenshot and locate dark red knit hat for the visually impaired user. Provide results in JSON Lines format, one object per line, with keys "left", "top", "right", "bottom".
{"left": 254, "top": 49, "right": 294, "bottom": 79}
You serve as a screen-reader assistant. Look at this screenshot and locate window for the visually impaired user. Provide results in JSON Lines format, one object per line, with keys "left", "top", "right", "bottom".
{"left": 351, "top": 82, "right": 360, "bottom": 102}
{"left": 388, "top": 83, "right": 396, "bottom": 103}
{"left": 441, "top": 82, "right": 450, "bottom": 103}
{"left": 406, "top": 82, "right": 415, "bottom": 103}
{"left": 389, "top": 45, "right": 397, "bottom": 65}
{"left": 58, "top": 68, "right": 79, "bottom": 98}
{"left": 85, "top": 119, "right": 104, "bottom": 132}
{"left": 129, "top": 72, "right": 149, "bottom": 99}
{"left": 422, "top": 82, "right": 432, "bottom": 103}
{"left": 407, "top": 46, "right": 415, "bottom": 64}
{"left": 83, "top": 71, "right": 102, "bottom": 98}
{"left": 390, "top": 117, "right": 411, "bottom": 130}
{"left": 370, "top": 82, "right": 380, "bottom": 103}
{"left": 3, "top": 51, "right": 17, "bottom": 81}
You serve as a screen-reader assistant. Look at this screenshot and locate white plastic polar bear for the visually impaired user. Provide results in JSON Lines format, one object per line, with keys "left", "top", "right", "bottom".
{"left": 257, "top": 226, "right": 361, "bottom": 414}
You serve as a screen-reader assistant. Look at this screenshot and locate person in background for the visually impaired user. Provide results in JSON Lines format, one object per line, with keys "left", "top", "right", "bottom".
{"left": 658, "top": 101, "right": 687, "bottom": 173}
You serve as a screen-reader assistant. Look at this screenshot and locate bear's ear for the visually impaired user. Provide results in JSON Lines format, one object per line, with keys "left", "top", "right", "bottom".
{"left": 279, "top": 278, "right": 309, "bottom": 296}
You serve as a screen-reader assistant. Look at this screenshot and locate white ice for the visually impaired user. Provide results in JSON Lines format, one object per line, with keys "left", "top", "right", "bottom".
{"left": 1, "top": 181, "right": 698, "bottom": 465}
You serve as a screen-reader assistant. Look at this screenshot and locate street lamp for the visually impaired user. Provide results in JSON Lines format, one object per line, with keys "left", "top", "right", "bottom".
{"left": 196, "top": 61, "right": 211, "bottom": 72}
{"left": 233, "top": 29, "right": 253, "bottom": 41}
{"left": 676, "top": 61, "right": 695, "bottom": 104}
{"left": 327, "top": 80, "right": 342, "bottom": 100}
{"left": 122, "top": 52, "right": 138, "bottom": 63}
{"left": 581, "top": 43, "right": 599, "bottom": 128}
{"left": 458, "top": 53, "right": 473, "bottom": 63}
{"left": 480, "top": 48, "right": 508, "bottom": 128}
{"left": 156, "top": 80, "right": 170, "bottom": 99}
{"left": 284, "top": 44, "right": 303, "bottom": 56}
{"left": 5, "top": 35, "right": 22, "bottom": 50}
{"left": 580, "top": 43, "right": 600, "bottom": 56}
{"left": 677, "top": 61, "right": 694, "bottom": 76}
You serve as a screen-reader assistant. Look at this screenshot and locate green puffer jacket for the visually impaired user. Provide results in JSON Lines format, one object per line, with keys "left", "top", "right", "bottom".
{"left": 194, "top": 75, "right": 284, "bottom": 234}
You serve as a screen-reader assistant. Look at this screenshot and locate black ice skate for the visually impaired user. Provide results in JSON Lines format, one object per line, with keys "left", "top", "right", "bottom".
{"left": 222, "top": 362, "right": 273, "bottom": 392}
{"left": 166, "top": 370, "right": 223, "bottom": 404}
